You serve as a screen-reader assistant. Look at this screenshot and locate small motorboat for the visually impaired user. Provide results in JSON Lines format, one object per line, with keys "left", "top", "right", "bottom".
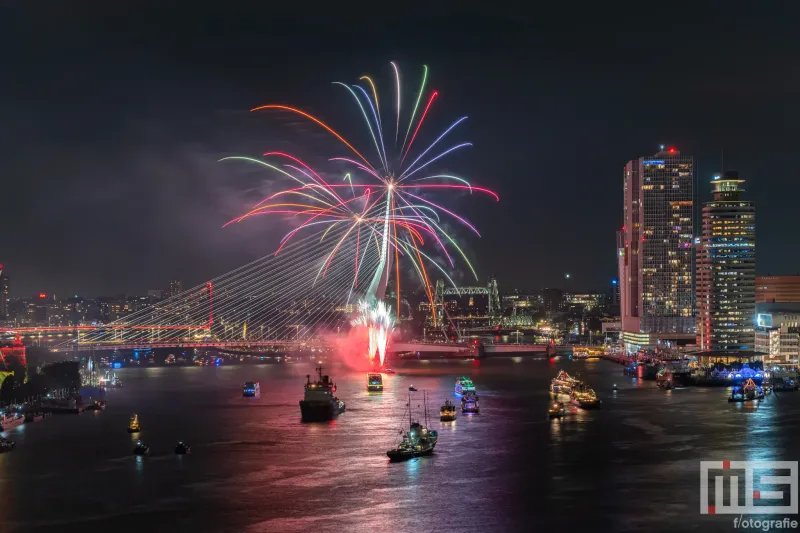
{"left": 408, "top": 385, "right": 417, "bottom": 392}
{"left": 0, "top": 436, "right": 15, "bottom": 453}
{"left": 174, "top": 441, "right": 191, "bottom": 454}
{"left": 127, "top": 413, "right": 141, "bottom": 433}
{"left": 133, "top": 441, "right": 150, "bottom": 455}
{"left": 548, "top": 401, "right": 566, "bottom": 419}
{"left": 729, "top": 378, "right": 764, "bottom": 403}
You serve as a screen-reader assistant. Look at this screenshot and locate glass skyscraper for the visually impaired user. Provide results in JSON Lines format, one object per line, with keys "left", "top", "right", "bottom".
{"left": 696, "top": 171, "right": 756, "bottom": 352}
{"left": 619, "top": 148, "right": 695, "bottom": 352}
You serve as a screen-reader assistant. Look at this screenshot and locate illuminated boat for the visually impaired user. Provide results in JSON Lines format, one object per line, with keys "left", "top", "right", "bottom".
{"left": 243, "top": 381, "right": 261, "bottom": 397}
{"left": 367, "top": 373, "right": 383, "bottom": 392}
{"left": 550, "top": 370, "right": 580, "bottom": 394}
{"left": 299, "top": 366, "right": 345, "bottom": 422}
{"left": 0, "top": 411, "right": 25, "bottom": 432}
{"left": 454, "top": 376, "right": 475, "bottom": 395}
{"left": 439, "top": 399, "right": 457, "bottom": 421}
{"left": 461, "top": 392, "right": 480, "bottom": 414}
{"left": 729, "top": 378, "right": 764, "bottom": 403}
{"left": 571, "top": 388, "right": 602, "bottom": 409}
{"left": 548, "top": 401, "right": 566, "bottom": 418}
{"left": 656, "top": 368, "right": 674, "bottom": 390}
{"left": 387, "top": 391, "right": 438, "bottom": 462}
{"left": 127, "top": 413, "right": 140, "bottom": 433}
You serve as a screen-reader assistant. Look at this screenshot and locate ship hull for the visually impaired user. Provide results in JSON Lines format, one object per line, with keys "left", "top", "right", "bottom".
{"left": 387, "top": 445, "right": 436, "bottom": 462}
{"left": 367, "top": 385, "right": 383, "bottom": 392}
{"left": 300, "top": 400, "right": 345, "bottom": 422}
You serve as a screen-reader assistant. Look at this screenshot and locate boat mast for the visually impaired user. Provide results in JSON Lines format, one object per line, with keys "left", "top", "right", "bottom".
{"left": 408, "top": 392, "right": 412, "bottom": 427}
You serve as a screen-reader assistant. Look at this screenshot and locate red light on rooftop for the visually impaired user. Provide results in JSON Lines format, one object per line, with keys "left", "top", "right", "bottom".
{"left": 39, "top": 292, "right": 47, "bottom": 299}
{"left": 669, "top": 147, "right": 676, "bottom": 154}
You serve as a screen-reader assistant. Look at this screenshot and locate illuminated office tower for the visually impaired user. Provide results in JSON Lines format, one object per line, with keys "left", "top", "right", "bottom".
{"left": 696, "top": 171, "right": 756, "bottom": 351}
{"left": 619, "top": 147, "right": 695, "bottom": 352}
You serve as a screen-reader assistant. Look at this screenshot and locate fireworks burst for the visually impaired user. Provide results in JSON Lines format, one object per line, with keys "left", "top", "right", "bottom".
{"left": 223, "top": 63, "right": 498, "bottom": 364}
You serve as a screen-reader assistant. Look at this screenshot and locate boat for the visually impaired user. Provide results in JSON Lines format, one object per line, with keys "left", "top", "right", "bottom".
{"left": 0, "top": 436, "right": 15, "bottom": 453}
{"left": 461, "top": 391, "right": 480, "bottom": 414}
{"left": 174, "top": 441, "right": 191, "bottom": 454}
{"left": 299, "top": 366, "right": 346, "bottom": 422}
{"left": 367, "top": 373, "right": 383, "bottom": 392}
{"left": 133, "top": 441, "right": 150, "bottom": 455}
{"left": 85, "top": 400, "right": 106, "bottom": 411}
{"left": 550, "top": 370, "right": 581, "bottom": 394}
{"left": 243, "top": 381, "right": 261, "bottom": 398}
{"left": 454, "top": 376, "right": 475, "bottom": 395}
{"left": 773, "top": 377, "right": 796, "bottom": 392}
{"left": 0, "top": 412, "right": 25, "bottom": 432}
{"left": 439, "top": 399, "right": 457, "bottom": 421}
{"left": 548, "top": 401, "right": 566, "bottom": 418}
{"left": 572, "top": 388, "right": 602, "bottom": 409}
{"left": 612, "top": 383, "right": 618, "bottom": 392}
{"left": 387, "top": 391, "right": 438, "bottom": 462}
{"left": 657, "top": 368, "right": 674, "bottom": 390}
{"left": 127, "top": 413, "right": 141, "bottom": 433}
{"left": 408, "top": 385, "right": 417, "bottom": 392}
{"left": 729, "top": 378, "right": 764, "bottom": 403}
{"left": 384, "top": 368, "right": 396, "bottom": 374}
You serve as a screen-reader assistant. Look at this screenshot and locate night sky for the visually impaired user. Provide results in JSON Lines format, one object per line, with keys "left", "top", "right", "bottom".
{"left": 3, "top": 3, "right": 800, "bottom": 298}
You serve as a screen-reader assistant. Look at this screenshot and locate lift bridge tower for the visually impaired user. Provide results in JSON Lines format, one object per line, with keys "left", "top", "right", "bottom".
{"left": 432, "top": 277, "right": 502, "bottom": 337}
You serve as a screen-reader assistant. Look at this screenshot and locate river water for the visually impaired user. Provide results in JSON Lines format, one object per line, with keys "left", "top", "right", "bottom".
{"left": 0, "top": 358, "right": 796, "bottom": 532}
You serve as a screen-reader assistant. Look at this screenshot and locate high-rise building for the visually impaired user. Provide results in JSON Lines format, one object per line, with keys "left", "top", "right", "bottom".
{"left": 696, "top": 171, "right": 756, "bottom": 352}
{"left": 755, "top": 310, "right": 800, "bottom": 363}
{"left": 0, "top": 265, "right": 9, "bottom": 320}
{"left": 755, "top": 276, "right": 800, "bottom": 303}
{"left": 619, "top": 148, "right": 695, "bottom": 352}
{"left": 169, "top": 279, "right": 183, "bottom": 298}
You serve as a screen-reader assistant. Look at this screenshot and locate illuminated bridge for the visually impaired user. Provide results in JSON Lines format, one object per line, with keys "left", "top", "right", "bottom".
{"left": 0, "top": 232, "right": 547, "bottom": 356}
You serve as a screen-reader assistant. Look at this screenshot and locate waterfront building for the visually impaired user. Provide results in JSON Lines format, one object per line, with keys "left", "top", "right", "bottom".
{"left": 756, "top": 276, "right": 800, "bottom": 303}
{"left": 696, "top": 172, "right": 756, "bottom": 352}
{"left": 564, "top": 292, "right": 606, "bottom": 312}
{"left": 619, "top": 148, "right": 695, "bottom": 352}
{"left": 755, "top": 311, "right": 800, "bottom": 363}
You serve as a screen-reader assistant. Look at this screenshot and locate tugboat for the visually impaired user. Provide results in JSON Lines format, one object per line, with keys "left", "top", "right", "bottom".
{"left": 174, "top": 441, "right": 191, "bottom": 454}
{"left": 454, "top": 376, "right": 475, "bottom": 395}
{"left": 439, "top": 399, "right": 457, "bottom": 421}
{"left": 387, "top": 391, "right": 438, "bottom": 462}
{"left": 299, "top": 366, "right": 346, "bottom": 422}
{"left": 127, "top": 413, "right": 141, "bottom": 433}
{"left": 367, "top": 373, "right": 384, "bottom": 392}
{"left": 548, "top": 401, "right": 566, "bottom": 419}
{"left": 461, "top": 391, "right": 480, "bottom": 414}
{"left": 0, "top": 436, "right": 15, "bottom": 453}
{"left": 729, "top": 378, "right": 765, "bottom": 403}
{"left": 243, "top": 381, "right": 261, "bottom": 398}
{"left": 133, "top": 441, "right": 150, "bottom": 455}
